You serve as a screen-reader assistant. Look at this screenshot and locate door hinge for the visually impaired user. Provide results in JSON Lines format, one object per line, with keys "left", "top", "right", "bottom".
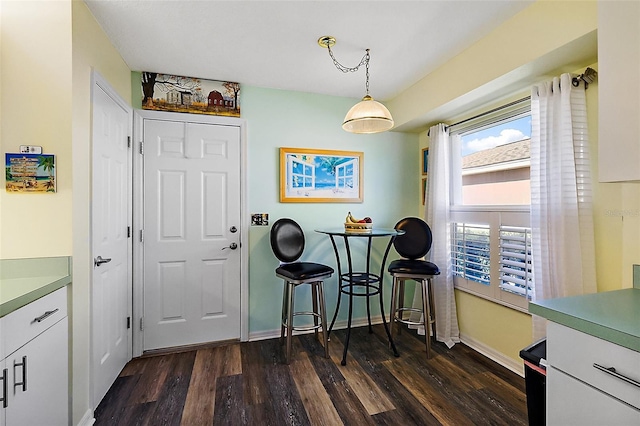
{"left": 139, "top": 141, "right": 144, "bottom": 155}
{"left": 127, "top": 136, "right": 131, "bottom": 148}
{"left": 127, "top": 316, "right": 131, "bottom": 329}
{"left": 127, "top": 226, "right": 131, "bottom": 238}
{"left": 139, "top": 229, "right": 144, "bottom": 243}
{"left": 140, "top": 317, "right": 144, "bottom": 331}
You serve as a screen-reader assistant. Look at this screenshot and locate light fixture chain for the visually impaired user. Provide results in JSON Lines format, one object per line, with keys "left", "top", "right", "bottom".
{"left": 327, "top": 45, "right": 368, "bottom": 74}
{"left": 365, "top": 49, "right": 370, "bottom": 96}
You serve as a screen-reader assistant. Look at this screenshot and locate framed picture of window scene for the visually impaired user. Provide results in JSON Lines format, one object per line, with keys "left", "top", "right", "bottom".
{"left": 422, "top": 148, "right": 429, "bottom": 175}
{"left": 280, "top": 147, "right": 363, "bottom": 203}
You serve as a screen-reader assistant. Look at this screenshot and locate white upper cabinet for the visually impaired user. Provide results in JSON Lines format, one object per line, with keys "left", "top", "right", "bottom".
{"left": 598, "top": 1, "right": 640, "bottom": 182}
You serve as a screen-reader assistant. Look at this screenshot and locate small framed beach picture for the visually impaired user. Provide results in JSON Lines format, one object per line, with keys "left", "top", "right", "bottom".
{"left": 422, "top": 148, "right": 429, "bottom": 175}
{"left": 280, "top": 147, "right": 363, "bottom": 203}
{"left": 5, "top": 153, "right": 56, "bottom": 193}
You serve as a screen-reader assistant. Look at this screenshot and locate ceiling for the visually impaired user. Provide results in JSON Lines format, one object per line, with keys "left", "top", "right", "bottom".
{"left": 84, "top": 0, "right": 535, "bottom": 102}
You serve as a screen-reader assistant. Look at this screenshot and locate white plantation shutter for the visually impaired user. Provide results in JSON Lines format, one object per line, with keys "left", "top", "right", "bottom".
{"left": 452, "top": 223, "right": 490, "bottom": 285}
{"left": 499, "top": 226, "right": 533, "bottom": 299}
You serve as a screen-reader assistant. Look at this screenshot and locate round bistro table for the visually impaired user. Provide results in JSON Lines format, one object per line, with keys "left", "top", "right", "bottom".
{"left": 315, "top": 227, "right": 404, "bottom": 365}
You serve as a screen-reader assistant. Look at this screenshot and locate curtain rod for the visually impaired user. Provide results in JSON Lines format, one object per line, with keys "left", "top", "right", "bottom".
{"left": 440, "top": 67, "right": 597, "bottom": 134}
{"left": 444, "top": 96, "right": 530, "bottom": 131}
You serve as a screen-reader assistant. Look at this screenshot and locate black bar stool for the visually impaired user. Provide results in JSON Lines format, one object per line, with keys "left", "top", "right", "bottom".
{"left": 270, "top": 218, "right": 334, "bottom": 363}
{"left": 387, "top": 217, "right": 440, "bottom": 358}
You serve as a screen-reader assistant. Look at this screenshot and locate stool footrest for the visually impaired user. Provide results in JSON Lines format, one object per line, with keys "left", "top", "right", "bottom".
{"left": 282, "top": 311, "right": 324, "bottom": 332}
{"left": 394, "top": 307, "right": 424, "bottom": 326}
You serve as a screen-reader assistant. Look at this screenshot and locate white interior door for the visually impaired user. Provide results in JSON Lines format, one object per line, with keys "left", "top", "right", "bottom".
{"left": 142, "top": 118, "right": 242, "bottom": 351}
{"left": 91, "top": 77, "right": 132, "bottom": 407}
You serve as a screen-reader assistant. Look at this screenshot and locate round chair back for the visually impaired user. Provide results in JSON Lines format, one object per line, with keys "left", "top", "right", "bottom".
{"left": 393, "top": 217, "right": 433, "bottom": 260}
{"left": 270, "top": 218, "right": 305, "bottom": 263}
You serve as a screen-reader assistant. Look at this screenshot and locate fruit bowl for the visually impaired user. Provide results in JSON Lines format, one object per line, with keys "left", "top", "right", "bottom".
{"left": 344, "top": 212, "right": 373, "bottom": 232}
{"left": 344, "top": 222, "right": 373, "bottom": 233}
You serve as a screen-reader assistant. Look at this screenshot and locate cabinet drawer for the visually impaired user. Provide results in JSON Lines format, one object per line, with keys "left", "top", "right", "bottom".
{"left": 548, "top": 322, "right": 640, "bottom": 410}
{"left": 3, "top": 286, "right": 67, "bottom": 356}
{"left": 548, "top": 366, "right": 640, "bottom": 425}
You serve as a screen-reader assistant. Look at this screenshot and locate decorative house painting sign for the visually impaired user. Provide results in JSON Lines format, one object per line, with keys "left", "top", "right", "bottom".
{"left": 5, "top": 153, "right": 56, "bottom": 193}
{"left": 141, "top": 72, "right": 240, "bottom": 117}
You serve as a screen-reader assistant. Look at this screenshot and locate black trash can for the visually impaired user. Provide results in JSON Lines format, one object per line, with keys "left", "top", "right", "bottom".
{"left": 519, "top": 339, "right": 547, "bottom": 426}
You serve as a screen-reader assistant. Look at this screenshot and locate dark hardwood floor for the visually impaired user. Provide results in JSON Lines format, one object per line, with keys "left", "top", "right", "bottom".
{"left": 94, "top": 325, "right": 528, "bottom": 425}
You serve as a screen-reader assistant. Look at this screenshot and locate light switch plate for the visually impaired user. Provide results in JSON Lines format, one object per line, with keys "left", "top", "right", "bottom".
{"left": 19, "top": 145, "right": 42, "bottom": 154}
{"left": 251, "top": 213, "right": 269, "bottom": 226}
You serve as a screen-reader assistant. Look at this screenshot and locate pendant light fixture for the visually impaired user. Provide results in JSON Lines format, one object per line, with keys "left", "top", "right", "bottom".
{"left": 318, "top": 36, "right": 394, "bottom": 134}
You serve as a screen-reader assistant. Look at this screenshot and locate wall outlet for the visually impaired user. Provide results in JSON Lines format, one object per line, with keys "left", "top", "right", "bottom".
{"left": 251, "top": 213, "right": 269, "bottom": 226}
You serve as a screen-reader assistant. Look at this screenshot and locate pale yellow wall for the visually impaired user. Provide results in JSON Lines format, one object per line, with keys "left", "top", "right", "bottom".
{"left": 71, "top": 0, "right": 131, "bottom": 424}
{"left": 399, "top": 1, "right": 622, "bottom": 369}
{"left": 390, "top": 0, "right": 598, "bottom": 132}
{"left": 0, "top": 0, "right": 3, "bottom": 240}
{"left": 0, "top": 0, "right": 73, "bottom": 258}
{"left": 587, "top": 66, "right": 626, "bottom": 292}
{"left": 455, "top": 291, "right": 533, "bottom": 363}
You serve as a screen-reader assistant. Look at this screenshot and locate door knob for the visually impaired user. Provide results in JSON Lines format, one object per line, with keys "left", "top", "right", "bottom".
{"left": 94, "top": 256, "right": 112, "bottom": 267}
{"left": 222, "top": 242, "right": 238, "bottom": 250}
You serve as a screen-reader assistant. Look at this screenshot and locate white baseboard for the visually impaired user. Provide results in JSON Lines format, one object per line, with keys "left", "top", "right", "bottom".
{"left": 459, "top": 332, "right": 524, "bottom": 377}
{"left": 249, "top": 315, "right": 384, "bottom": 341}
{"left": 76, "top": 409, "right": 95, "bottom": 426}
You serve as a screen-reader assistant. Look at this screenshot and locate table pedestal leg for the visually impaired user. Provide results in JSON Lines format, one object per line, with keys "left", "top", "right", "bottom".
{"left": 341, "top": 283, "right": 354, "bottom": 366}
{"left": 379, "top": 285, "right": 399, "bottom": 357}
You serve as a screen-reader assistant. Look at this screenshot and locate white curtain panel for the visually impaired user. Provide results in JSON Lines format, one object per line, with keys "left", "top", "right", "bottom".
{"left": 410, "top": 123, "right": 460, "bottom": 348}
{"left": 530, "top": 73, "right": 597, "bottom": 340}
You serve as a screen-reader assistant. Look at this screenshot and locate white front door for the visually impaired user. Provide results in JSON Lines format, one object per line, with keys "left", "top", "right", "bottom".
{"left": 142, "top": 118, "right": 242, "bottom": 351}
{"left": 91, "top": 77, "right": 132, "bottom": 407}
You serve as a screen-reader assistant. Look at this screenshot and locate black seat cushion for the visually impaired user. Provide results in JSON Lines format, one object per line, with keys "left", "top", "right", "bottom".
{"left": 388, "top": 259, "right": 440, "bottom": 276}
{"left": 276, "top": 262, "right": 334, "bottom": 281}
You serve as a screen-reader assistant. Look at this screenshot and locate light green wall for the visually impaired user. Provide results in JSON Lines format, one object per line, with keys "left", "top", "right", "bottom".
{"left": 241, "top": 86, "right": 419, "bottom": 334}
{"left": 130, "top": 76, "right": 420, "bottom": 334}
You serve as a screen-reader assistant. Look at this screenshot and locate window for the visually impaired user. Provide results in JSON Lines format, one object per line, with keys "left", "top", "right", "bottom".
{"left": 449, "top": 99, "right": 532, "bottom": 311}
{"left": 289, "top": 157, "right": 315, "bottom": 189}
{"left": 335, "top": 159, "right": 357, "bottom": 189}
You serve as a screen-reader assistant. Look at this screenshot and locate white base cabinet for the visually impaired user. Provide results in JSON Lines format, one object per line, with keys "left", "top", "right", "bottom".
{"left": 0, "top": 287, "right": 68, "bottom": 426}
{"left": 547, "top": 321, "right": 640, "bottom": 425}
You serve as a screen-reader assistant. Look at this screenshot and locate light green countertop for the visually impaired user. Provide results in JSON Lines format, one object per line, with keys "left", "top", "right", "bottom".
{"left": 0, "top": 256, "right": 71, "bottom": 317}
{"left": 529, "top": 288, "right": 640, "bottom": 352}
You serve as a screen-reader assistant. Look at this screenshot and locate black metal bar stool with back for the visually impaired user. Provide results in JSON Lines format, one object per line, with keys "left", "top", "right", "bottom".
{"left": 270, "top": 218, "right": 334, "bottom": 364}
{"left": 387, "top": 217, "right": 440, "bottom": 358}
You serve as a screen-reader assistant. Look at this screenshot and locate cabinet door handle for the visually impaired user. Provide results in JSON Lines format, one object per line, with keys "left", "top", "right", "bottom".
{"left": 0, "top": 368, "right": 7, "bottom": 408}
{"left": 34, "top": 308, "right": 59, "bottom": 323}
{"left": 593, "top": 363, "right": 640, "bottom": 388}
{"left": 13, "top": 356, "right": 27, "bottom": 392}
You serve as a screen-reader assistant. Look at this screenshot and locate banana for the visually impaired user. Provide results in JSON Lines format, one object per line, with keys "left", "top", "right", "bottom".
{"left": 346, "top": 212, "right": 359, "bottom": 223}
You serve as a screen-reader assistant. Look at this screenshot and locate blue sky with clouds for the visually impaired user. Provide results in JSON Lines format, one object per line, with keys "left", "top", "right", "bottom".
{"left": 460, "top": 115, "right": 531, "bottom": 157}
